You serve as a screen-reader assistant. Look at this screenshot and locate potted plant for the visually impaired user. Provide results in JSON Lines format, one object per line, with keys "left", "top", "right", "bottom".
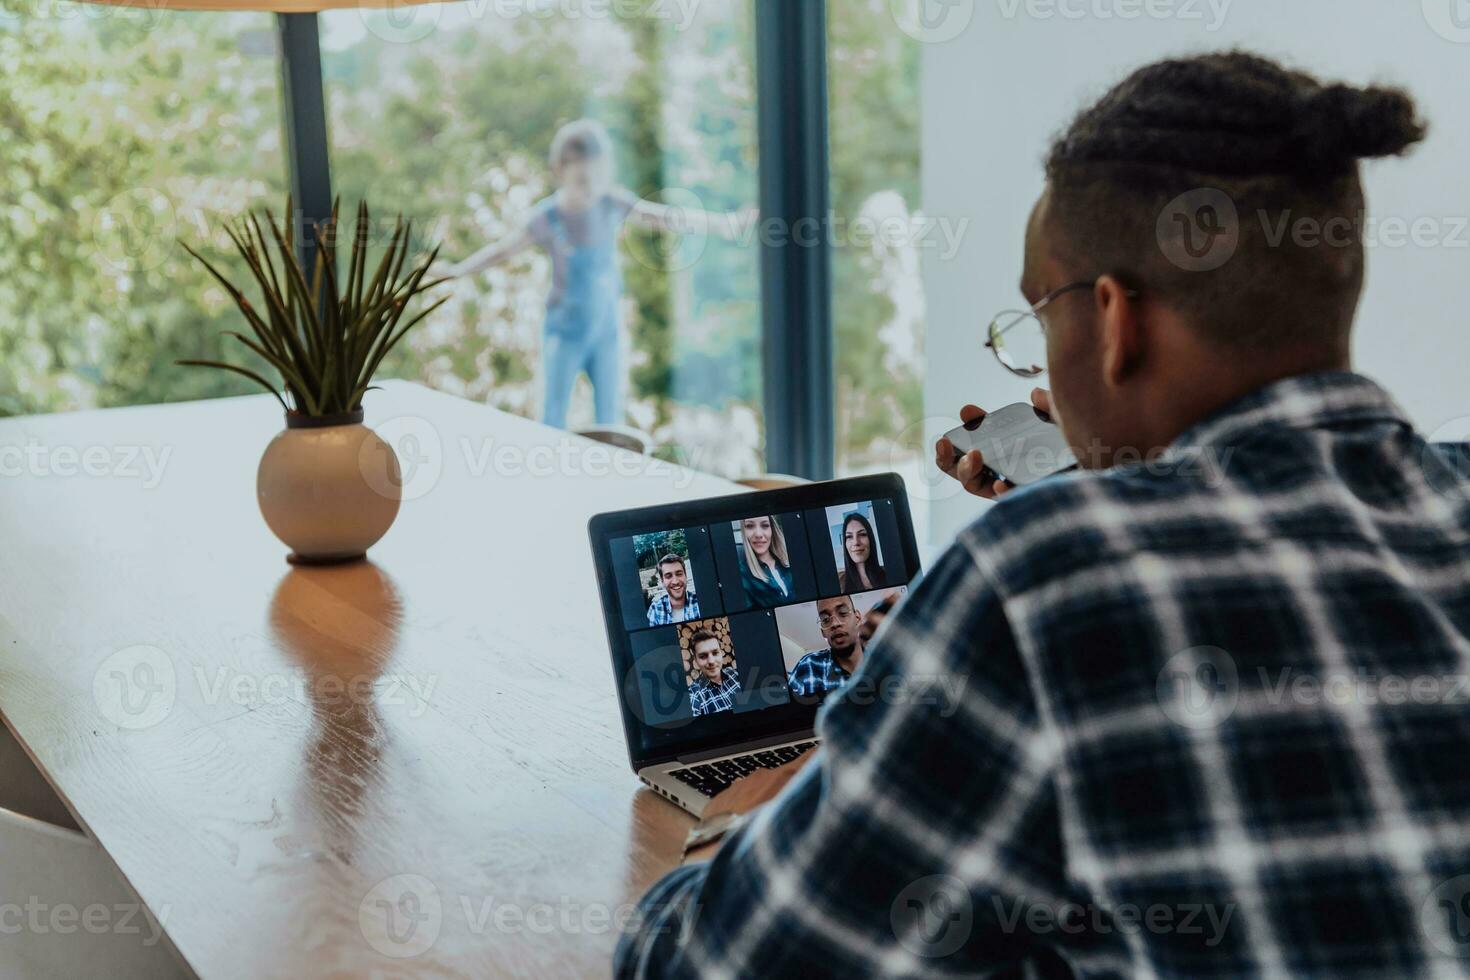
{"left": 179, "top": 200, "right": 447, "bottom": 564}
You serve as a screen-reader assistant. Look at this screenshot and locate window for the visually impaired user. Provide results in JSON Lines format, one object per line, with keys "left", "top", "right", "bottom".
{"left": 319, "top": 2, "right": 764, "bottom": 475}
{"left": 3, "top": 1, "right": 865, "bottom": 487}
{"left": 828, "top": 1, "right": 925, "bottom": 486}
{"left": 0, "top": 6, "right": 286, "bottom": 416}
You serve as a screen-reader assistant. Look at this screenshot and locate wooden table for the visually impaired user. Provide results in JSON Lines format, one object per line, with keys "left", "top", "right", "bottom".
{"left": 0, "top": 382, "right": 741, "bottom": 978}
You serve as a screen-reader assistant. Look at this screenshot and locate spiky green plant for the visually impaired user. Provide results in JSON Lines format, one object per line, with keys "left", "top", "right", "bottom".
{"left": 178, "top": 199, "right": 448, "bottom": 417}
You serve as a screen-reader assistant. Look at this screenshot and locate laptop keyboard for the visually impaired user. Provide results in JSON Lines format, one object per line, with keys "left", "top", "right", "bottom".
{"left": 669, "top": 741, "right": 818, "bottom": 798}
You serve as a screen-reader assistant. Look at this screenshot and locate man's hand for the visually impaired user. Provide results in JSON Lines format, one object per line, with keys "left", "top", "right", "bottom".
{"left": 934, "top": 388, "right": 1054, "bottom": 499}
{"left": 682, "top": 753, "right": 819, "bottom": 864}
{"left": 705, "top": 752, "right": 818, "bottom": 819}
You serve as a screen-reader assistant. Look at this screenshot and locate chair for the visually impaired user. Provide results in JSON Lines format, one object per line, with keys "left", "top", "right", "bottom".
{"left": 1, "top": 723, "right": 190, "bottom": 978}
{"left": 0, "top": 809, "right": 193, "bottom": 979}
{"left": 573, "top": 425, "right": 653, "bottom": 455}
{"left": 735, "top": 473, "right": 813, "bottom": 490}
{"left": 0, "top": 722, "right": 78, "bottom": 831}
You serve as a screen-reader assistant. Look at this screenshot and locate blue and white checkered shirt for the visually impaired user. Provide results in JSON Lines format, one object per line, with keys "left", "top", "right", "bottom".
{"left": 787, "top": 648, "right": 851, "bottom": 700}
{"left": 688, "top": 666, "right": 741, "bottom": 717}
{"left": 617, "top": 372, "right": 1470, "bottom": 978}
{"left": 647, "top": 589, "right": 700, "bottom": 626}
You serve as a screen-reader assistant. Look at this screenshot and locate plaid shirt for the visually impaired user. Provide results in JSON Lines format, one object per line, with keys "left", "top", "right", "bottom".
{"left": 787, "top": 647, "right": 852, "bottom": 700}
{"left": 618, "top": 372, "right": 1470, "bottom": 978}
{"left": 647, "top": 589, "right": 700, "bottom": 626}
{"left": 688, "top": 666, "right": 741, "bottom": 717}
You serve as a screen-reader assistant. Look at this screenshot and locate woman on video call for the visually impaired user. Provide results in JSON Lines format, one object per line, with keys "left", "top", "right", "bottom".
{"left": 737, "top": 515, "right": 794, "bottom": 608}
{"left": 837, "top": 512, "right": 886, "bottom": 592}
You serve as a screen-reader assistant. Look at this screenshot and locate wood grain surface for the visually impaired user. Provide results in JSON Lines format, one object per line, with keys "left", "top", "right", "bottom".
{"left": 0, "top": 381, "right": 739, "bottom": 978}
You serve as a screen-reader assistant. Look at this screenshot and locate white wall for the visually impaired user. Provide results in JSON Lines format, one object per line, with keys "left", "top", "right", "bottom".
{"left": 920, "top": 0, "right": 1470, "bottom": 545}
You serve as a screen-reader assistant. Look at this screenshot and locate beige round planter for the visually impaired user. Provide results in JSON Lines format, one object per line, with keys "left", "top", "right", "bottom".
{"left": 256, "top": 410, "right": 402, "bottom": 564}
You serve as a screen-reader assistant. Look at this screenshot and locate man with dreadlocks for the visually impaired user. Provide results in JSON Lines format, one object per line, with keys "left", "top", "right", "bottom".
{"left": 617, "top": 51, "right": 1470, "bottom": 978}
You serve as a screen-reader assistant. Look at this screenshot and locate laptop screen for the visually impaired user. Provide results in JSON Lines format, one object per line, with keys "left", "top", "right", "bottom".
{"left": 589, "top": 474, "right": 921, "bottom": 768}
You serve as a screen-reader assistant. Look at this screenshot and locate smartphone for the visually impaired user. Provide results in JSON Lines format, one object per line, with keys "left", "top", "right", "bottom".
{"left": 944, "top": 402, "right": 1077, "bottom": 487}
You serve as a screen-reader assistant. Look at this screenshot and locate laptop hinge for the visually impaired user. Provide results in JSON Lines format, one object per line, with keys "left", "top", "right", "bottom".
{"left": 673, "top": 729, "right": 814, "bottom": 766}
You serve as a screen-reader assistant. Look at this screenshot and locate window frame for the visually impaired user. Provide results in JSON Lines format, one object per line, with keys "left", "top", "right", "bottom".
{"left": 273, "top": 0, "right": 836, "bottom": 477}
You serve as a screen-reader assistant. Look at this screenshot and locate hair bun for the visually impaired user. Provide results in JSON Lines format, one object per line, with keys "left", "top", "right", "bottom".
{"left": 1046, "top": 51, "right": 1429, "bottom": 182}
{"left": 1297, "top": 82, "right": 1426, "bottom": 169}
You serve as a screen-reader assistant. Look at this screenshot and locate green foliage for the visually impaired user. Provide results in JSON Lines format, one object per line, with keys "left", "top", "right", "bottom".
{"left": 0, "top": 3, "right": 922, "bottom": 475}
{"left": 633, "top": 529, "right": 688, "bottom": 570}
{"left": 322, "top": 11, "right": 593, "bottom": 418}
{"left": 178, "top": 200, "right": 448, "bottom": 415}
{"left": 615, "top": 11, "right": 675, "bottom": 427}
{"left": 829, "top": 0, "right": 926, "bottom": 468}
{"left": 0, "top": 7, "right": 288, "bottom": 417}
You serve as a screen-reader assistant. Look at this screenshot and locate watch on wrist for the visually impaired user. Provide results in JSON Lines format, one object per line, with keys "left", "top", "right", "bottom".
{"left": 682, "top": 811, "right": 746, "bottom": 859}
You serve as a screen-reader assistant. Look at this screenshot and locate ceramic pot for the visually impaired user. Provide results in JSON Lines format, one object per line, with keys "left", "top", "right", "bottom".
{"left": 256, "top": 409, "right": 401, "bottom": 564}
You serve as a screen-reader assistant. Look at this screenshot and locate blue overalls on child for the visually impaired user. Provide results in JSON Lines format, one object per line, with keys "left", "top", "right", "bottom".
{"left": 539, "top": 195, "right": 627, "bottom": 429}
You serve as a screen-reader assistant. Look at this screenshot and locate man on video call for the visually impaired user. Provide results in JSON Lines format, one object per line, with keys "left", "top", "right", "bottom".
{"left": 617, "top": 52, "right": 1470, "bottom": 977}
{"left": 645, "top": 554, "right": 699, "bottom": 626}
{"left": 685, "top": 628, "right": 740, "bottom": 718}
{"left": 786, "top": 595, "right": 865, "bottom": 700}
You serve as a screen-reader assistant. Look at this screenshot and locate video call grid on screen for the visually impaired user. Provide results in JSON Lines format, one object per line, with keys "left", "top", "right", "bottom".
{"left": 606, "top": 498, "right": 913, "bottom": 729}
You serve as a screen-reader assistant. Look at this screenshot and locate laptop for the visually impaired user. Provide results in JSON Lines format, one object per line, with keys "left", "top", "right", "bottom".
{"left": 588, "top": 473, "right": 922, "bottom": 816}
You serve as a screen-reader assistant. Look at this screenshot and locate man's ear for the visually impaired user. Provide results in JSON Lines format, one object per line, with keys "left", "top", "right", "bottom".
{"left": 1095, "top": 275, "right": 1143, "bottom": 388}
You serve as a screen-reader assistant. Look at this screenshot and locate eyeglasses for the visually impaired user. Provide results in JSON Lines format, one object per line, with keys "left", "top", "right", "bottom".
{"left": 984, "top": 280, "right": 1140, "bottom": 378}
{"left": 818, "top": 607, "right": 856, "bottom": 627}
